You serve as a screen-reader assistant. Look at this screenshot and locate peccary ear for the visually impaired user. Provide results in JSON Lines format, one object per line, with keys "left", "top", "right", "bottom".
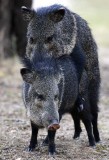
{"left": 20, "top": 68, "right": 35, "bottom": 84}
{"left": 21, "top": 6, "right": 34, "bottom": 21}
{"left": 49, "top": 8, "right": 65, "bottom": 23}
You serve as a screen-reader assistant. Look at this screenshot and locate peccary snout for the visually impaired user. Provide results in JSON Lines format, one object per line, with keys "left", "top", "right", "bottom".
{"left": 48, "top": 119, "right": 60, "bottom": 131}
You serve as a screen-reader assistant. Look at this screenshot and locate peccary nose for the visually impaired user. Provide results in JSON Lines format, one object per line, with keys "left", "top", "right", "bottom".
{"left": 48, "top": 120, "right": 60, "bottom": 131}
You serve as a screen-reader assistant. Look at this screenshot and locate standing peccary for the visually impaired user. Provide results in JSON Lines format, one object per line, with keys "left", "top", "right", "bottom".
{"left": 21, "top": 4, "right": 100, "bottom": 142}
{"left": 20, "top": 54, "right": 78, "bottom": 155}
{"left": 20, "top": 3, "right": 101, "bottom": 153}
{"left": 21, "top": 3, "right": 100, "bottom": 107}
{"left": 20, "top": 54, "right": 92, "bottom": 156}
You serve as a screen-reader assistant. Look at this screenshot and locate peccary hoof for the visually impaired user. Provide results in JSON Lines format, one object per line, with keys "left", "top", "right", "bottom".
{"left": 25, "top": 145, "right": 37, "bottom": 152}
{"left": 42, "top": 141, "right": 49, "bottom": 146}
{"left": 89, "top": 141, "right": 96, "bottom": 147}
{"left": 95, "top": 137, "right": 100, "bottom": 143}
{"left": 73, "top": 133, "right": 80, "bottom": 139}
{"left": 96, "top": 139, "right": 101, "bottom": 143}
{"left": 42, "top": 137, "right": 49, "bottom": 146}
{"left": 49, "top": 152, "right": 56, "bottom": 158}
{"left": 73, "top": 130, "right": 82, "bottom": 139}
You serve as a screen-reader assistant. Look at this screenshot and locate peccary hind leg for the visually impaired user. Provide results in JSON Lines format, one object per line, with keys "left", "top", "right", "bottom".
{"left": 72, "top": 96, "right": 95, "bottom": 146}
{"left": 28, "top": 121, "right": 38, "bottom": 151}
{"left": 89, "top": 79, "right": 100, "bottom": 143}
{"left": 71, "top": 95, "right": 85, "bottom": 139}
{"left": 92, "top": 113, "right": 100, "bottom": 143}
{"left": 70, "top": 43, "right": 85, "bottom": 139}
{"left": 71, "top": 111, "right": 82, "bottom": 139}
{"left": 82, "top": 118, "right": 95, "bottom": 146}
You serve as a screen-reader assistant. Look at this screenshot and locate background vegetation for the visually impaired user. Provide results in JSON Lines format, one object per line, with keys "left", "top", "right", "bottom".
{"left": 71, "top": 0, "right": 109, "bottom": 47}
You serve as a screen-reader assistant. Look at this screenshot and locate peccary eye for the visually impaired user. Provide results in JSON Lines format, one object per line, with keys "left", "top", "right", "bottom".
{"left": 34, "top": 92, "right": 45, "bottom": 101}
{"left": 37, "top": 94, "right": 45, "bottom": 101}
{"left": 54, "top": 95, "right": 59, "bottom": 101}
{"left": 45, "top": 36, "right": 53, "bottom": 44}
{"left": 29, "top": 37, "right": 35, "bottom": 44}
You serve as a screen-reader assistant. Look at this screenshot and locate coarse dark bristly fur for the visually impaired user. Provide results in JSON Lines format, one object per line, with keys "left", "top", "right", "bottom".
{"left": 43, "top": 43, "right": 100, "bottom": 148}
{"left": 20, "top": 43, "right": 100, "bottom": 156}
{"left": 21, "top": 54, "right": 59, "bottom": 76}
{"left": 20, "top": 52, "right": 79, "bottom": 155}
{"left": 20, "top": 4, "right": 101, "bottom": 156}
{"left": 21, "top": 3, "right": 100, "bottom": 119}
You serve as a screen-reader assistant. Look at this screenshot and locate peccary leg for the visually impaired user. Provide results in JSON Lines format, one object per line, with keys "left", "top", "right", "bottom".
{"left": 48, "top": 130, "right": 56, "bottom": 156}
{"left": 43, "top": 113, "right": 62, "bottom": 146}
{"left": 82, "top": 118, "right": 95, "bottom": 146}
{"left": 92, "top": 113, "right": 100, "bottom": 142}
{"left": 70, "top": 39, "right": 85, "bottom": 139}
{"left": 89, "top": 77, "right": 100, "bottom": 142}
{"left": 28, "top": 121, "right": 38, "bottom": 151}
{"left": 71, "top": 110, "right": 82, "bottom": 139}
{"left": 43, "top": 135, "right": 49, "bottom": 146}
{"left": 71, "top": 95, "right": 85, "bottom": 139}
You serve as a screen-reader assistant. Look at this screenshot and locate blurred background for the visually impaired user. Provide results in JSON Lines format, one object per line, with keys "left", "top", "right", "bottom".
{"left": 0, "top": 1, "right": 109, "bottom": 159}
{"left": 0, "top": 0, "right": 109, "bottom": 59}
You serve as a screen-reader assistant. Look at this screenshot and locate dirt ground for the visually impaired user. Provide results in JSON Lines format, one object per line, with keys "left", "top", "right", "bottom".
{"left": 0, "top": 47, "right": 109, "bottom": 160}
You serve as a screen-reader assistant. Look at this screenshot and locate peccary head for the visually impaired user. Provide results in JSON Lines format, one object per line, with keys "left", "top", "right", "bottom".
{"left": 20, "top": 57, "right": 61, "bottom": 130}
{"left": 21, "top": 4, "right": 77, "bottom": 59}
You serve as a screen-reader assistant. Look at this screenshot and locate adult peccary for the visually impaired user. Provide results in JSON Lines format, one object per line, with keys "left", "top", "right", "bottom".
{"left": 21, "top": 4, "right": 100, "bottom": 140}
{"left": 20, "top": 3, "right": 100, "bottom": 152}
{"left": 20, "top": 44, "right": 98, "bottom": 156}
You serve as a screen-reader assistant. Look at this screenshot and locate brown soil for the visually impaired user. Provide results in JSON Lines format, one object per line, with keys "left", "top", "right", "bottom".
{"left": 0, "top": 47, "right": 109, "bottom": 160}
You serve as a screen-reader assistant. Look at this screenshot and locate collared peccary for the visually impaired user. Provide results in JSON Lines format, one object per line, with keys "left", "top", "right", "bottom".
{"left": 20, "top": 54, "right": 78, "bottom": 155}
{"left": 20, "top": 44, "right": 99, "bottom": 156}
{"left": 21, "top": 4, "right": 100, "bottom": 134}
{"left": 20, "top": 3, "right": 100, "bottom": 155}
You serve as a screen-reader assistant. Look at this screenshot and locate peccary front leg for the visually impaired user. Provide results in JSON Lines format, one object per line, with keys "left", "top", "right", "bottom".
{"left": 43, "top": 114, "right": 62, "bottom": 146}
{"left": 48, "top": 130, "right": 56, "bottom": 157}
{"left": 28, "top": 121, "right": 38, "bottom": 151}
{"left": 42, "top": 135, "right": 49, "bottom": 146}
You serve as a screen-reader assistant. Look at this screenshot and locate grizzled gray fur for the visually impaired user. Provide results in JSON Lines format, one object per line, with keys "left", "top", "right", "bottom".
{"left": 20, "top": 54, "right": 90, "bottom": 156}
{"left": 20, "top": 51, "right": 100, "bottom": 156}
{"left": 22, "top": 4, "right": 100, "bottom": 81}
{"left": 20, "top": 4, "right": 100, "bottom": 156}
{"left": 21, "top": 4, "right": 100, "bottom": 113}
{"left": 21, "top": 55, "right": 78, "bottom": 129}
